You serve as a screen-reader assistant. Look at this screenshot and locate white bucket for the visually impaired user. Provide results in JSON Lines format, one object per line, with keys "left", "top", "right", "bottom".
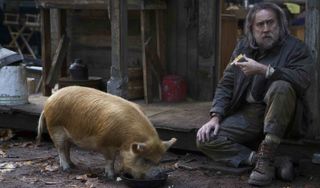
{"left": 0, "top": 65, "right": 29, "bottom": 105}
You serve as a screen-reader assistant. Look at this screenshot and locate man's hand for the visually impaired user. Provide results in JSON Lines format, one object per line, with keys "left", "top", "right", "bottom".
{"left": 233, "top": 55, "right": 268, "bottom": 76}
{"left": 197, "top": 116, "right": 220, "bottom": 142}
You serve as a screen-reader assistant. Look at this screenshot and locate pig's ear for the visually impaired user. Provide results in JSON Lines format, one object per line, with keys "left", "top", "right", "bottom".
{"left": 132, "top": 143, "right": 146, "bottom": 154}
{"left": 162, "top": 138, "right": 177, "bottom": 151}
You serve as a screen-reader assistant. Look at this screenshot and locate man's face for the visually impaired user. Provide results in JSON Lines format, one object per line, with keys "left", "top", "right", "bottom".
{"left": 252, "top": 9, "right": 280, "bottom": 50}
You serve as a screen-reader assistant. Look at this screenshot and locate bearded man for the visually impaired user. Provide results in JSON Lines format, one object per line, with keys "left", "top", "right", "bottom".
{"left": 196, "top": 2, "right": 313, "bottom": 186}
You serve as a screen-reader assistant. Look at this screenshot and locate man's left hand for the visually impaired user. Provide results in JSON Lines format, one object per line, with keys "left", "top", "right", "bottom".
{"left": 233, "top": 55, "right": 268, "bottom": 76}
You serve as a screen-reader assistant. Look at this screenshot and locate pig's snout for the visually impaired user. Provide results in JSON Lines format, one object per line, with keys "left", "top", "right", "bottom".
{"left": 123, "top": 166, "right": 165, "bottom": 180}
{"left": 122, "top": 166, "right": 147, "bottom": 179}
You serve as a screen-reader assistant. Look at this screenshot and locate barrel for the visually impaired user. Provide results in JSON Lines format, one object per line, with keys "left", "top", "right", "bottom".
{"left": 0, "top": 65, "right": 29, "bottom": 105}
{"left": 128, "top": 67, "right": 144, "bottom": 99}
{"left": 161, "top": 75, "right": 187, "bottom": 102}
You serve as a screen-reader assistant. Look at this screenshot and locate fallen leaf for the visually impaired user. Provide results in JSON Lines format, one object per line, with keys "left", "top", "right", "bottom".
{"left": 0, "top": 149, "right": 6, "bottom": 158}
{"left": 44, "top": 181, "right": 58, "bottom": 185}
{"left": 44, "top": 164, "right": 59, "bottom": 172}
{"left": 0, "top": 129, "right": 14, "bottom": 141}
{"left": 21, "top": 142, "right": 33, "bottom": 148}
{"left": 20, "top": 176, "right": 38, "bottom": 184}
{"left": 0, "top": 162, "right": 17, "bottom": 173}
{"left": 239, "top": 175, "right": 247, "bottom": 181}
{"left": 85, "top": 178, "right": 99, "bottom": 188}
{"left": 75, "top": 174, "right": 88, "bottom": 183}
{"left": 86, "top": 173, "right": 98, "bottom": 178}
{"left": 0, "top": 143, "right": 10, "bottom": 150}
{"left": 22, "top": 161, "right": 33, "bottom": 166}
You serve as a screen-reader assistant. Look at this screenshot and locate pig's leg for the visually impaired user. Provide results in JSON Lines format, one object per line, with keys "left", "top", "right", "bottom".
{"left": 103, "top": 152, "right": 116, "bottom": 179}
{"left": 50, "top": 126, "right": 75, "bottom": 171}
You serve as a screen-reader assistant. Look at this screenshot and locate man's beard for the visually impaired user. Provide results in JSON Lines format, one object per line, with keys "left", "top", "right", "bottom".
{"left": 254, "top": 30, "right": 280, "bottom": 51}
{"left": 259, "top": 37, "right": 278, "bottom": 50}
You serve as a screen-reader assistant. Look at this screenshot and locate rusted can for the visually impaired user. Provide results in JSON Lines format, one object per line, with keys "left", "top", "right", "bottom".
{"left": 161, "top": 75, "right": 187, "bottom": 102}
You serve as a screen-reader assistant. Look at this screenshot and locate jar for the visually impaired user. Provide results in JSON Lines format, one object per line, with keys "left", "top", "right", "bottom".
{"left": 69, "top": 59, "right": 88, "bottom": 80}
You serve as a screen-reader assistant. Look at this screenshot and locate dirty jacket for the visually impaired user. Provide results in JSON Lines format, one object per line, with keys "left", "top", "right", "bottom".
{"left": 210, "top": 35, "right": 314, "bottom": 137}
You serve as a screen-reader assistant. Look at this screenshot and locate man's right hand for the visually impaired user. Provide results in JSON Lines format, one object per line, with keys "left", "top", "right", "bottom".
{"left": 197, "top": 116, "right": 220, "bottom": 142}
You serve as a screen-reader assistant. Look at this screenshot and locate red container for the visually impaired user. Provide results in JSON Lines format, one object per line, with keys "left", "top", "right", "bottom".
{"left": 162, "top": 75, "right": 187, "bottom": 102}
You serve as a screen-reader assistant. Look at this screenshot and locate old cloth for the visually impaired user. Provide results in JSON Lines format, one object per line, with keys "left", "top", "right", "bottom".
{"left": 197, "top": 35, "right": 313, "bottom": 167}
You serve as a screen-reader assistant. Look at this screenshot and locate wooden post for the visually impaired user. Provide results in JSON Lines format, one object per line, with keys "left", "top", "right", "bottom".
{"left": 305, "top": 0, "right": 320, "bottom": 137}
{"left": 40, "top": 8, "right": 52, "bottom": 96}
{"left": 156, "top": 10, "right": 166, "bottom": 73}
{"left": 198, "top": 0, "right": 220, "bottom": 100}
{"left": 141, "top": 10, "right": 153, "bottom": 103}
{"left": 107, "top": 0, "right": 128, "bottom": 98}
{"left": 57, "top": 9, "right": 68, "bottom": 77}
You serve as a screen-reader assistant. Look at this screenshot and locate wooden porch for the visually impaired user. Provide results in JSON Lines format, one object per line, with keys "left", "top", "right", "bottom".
{"left": 0, "top": 94, "right": 211, "bottom": 151}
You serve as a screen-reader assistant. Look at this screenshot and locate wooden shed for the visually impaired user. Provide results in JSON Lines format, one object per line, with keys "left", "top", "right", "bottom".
{"left": 35, "top": 0, "right": 222, "bottom": 103}
{"left": 1, "top": 0, "right": 320, "bottom": 151}
{"left": 35, "top": 0, "right": 320, "bottom": 139}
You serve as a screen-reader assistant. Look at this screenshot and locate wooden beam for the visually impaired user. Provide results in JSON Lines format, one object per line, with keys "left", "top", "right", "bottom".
{"left": 141, "top": 10, "right": 153, "bottom": 103}
{"left": 40, "top": 8, "right": 52, "bottom": 96}
{"left": 107, "top": 0, "right": 128, "bottom": 98}
{"left": 37, "top": 0, "right": 109, "bottom": 10}
{"left": 156, "top": 10, "right": 166, "bottom": 74}
{"left": 305, "top": 0, "right": 320, "bottom": 137}
{"left": 198, "top": 0, "right": 219, "bottom": 100}
{"left": 36, "top": 0, "right": 166, "bottom": 10}
{"left": 57, "top": 9, "right": 68, "bottom": 77}
{"left": 46, "top": 35, "right": 69, "bottom": 88}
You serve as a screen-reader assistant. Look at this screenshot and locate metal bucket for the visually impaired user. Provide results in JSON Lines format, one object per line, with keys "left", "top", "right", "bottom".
{"left": 0, "top": 65, "right": 29, "bottom": 105}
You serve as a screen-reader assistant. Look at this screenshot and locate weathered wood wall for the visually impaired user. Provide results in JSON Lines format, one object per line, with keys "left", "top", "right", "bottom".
{"left": 166, "top": 0, "right": 219, "bottom": 101}
{"left": 62, "top": 10, "right": 142, "bottom": 82}
{"left": 48, "top": 0, "right": 219, "bottom": 101}
{"left": 305, "top": 0, "right": 320, "bottom": 138}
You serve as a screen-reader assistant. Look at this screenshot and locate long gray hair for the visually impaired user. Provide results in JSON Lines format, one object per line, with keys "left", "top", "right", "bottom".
{"left": 244, "top": 2, "right": 290, "bottom": 49}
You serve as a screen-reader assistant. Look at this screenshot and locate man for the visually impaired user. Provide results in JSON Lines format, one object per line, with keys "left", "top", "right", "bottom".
{"left": 196, "top": 2, "right": 313, "bottom": 186}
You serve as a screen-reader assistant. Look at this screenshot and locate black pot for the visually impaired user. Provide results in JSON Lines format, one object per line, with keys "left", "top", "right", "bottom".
{"left": 69, "top": 59, "right": 88, "bottom": 80}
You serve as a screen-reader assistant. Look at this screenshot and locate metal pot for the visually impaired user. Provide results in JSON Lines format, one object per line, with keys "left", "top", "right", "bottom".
{"left": 0, "top": 65, "right": 29, "bottom": 105}
{"left": 69, "top": 59, "right": 88, "bottom": 80}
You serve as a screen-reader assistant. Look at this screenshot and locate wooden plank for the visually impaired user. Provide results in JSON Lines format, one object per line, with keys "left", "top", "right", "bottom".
{"left": 176, "top": 0, "right": 187, "bottom": 76}
{"left": 57, "top": 9, "right": 68, "bottom": 77}
{"left": 37, "top": 0, "right": 109, "bottom": 10}
{"left": 220, "top": 14, "right": 237, "bottom": 78}
{"left": 156, "top": 10, "right": 167, "bottom": 74}
{"left": 36, "top": 0, "right": 166, "bottom": 10}
{"left": 40, "top": 8, "right": 52, "bottom": 96}
{"left": 197, "top": 0, "right": 219, "bottom": 100}
{"left": 186, "top": 1, "right": 198, "bottom": 99}
{"left": 305, "top": 0, "right": 320, "bottom": 138}
{"left": 140, "top": 10, "right": 153, "bottom": 103}
{"left": 0, "top": 113, "right": 39, "bottom": 132}
{"left": 167, "top": 0, "right": 177, "bottom": 75}
{"left": 145, "top": 40, "right": 163, "bottom": 99}
{"left": 46, "top": 35, "right": 69, "bottom": 88}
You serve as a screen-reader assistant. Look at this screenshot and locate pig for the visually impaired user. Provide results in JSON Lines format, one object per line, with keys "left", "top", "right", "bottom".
{"left": 36, "top": 86, "right": 176, "bottom": 179}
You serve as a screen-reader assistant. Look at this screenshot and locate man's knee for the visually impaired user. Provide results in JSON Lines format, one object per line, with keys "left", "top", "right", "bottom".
{"left": 264, "top": 80, "right": 296, "bottom": 102}
{"left": 196, "top": 136, "right": 228, "bottom": 151}
{"left": 268, "top": 80, "right": 294, "bottom": 93}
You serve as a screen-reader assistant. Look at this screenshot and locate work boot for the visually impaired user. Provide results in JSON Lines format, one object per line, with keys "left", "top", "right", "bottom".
{"left": 248, "top": 139, "right": 278, "bottom": 186}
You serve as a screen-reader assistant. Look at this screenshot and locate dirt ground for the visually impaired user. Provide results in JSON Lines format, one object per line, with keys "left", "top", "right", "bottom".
{"left": 1, "top": 131, "right": 320, "bottom": 188}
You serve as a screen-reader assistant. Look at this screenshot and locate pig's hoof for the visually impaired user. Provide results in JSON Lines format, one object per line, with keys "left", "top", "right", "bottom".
{"left": 61, "top": 163, "right": 76, "bottom": 172}
{"left": 104, "top": 172, "right": 115, "bottom": 180}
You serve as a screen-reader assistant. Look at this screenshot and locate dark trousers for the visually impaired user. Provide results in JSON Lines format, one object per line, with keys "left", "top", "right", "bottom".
{"left": 197, "top": 81, "right": 296, "bottom": 167}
